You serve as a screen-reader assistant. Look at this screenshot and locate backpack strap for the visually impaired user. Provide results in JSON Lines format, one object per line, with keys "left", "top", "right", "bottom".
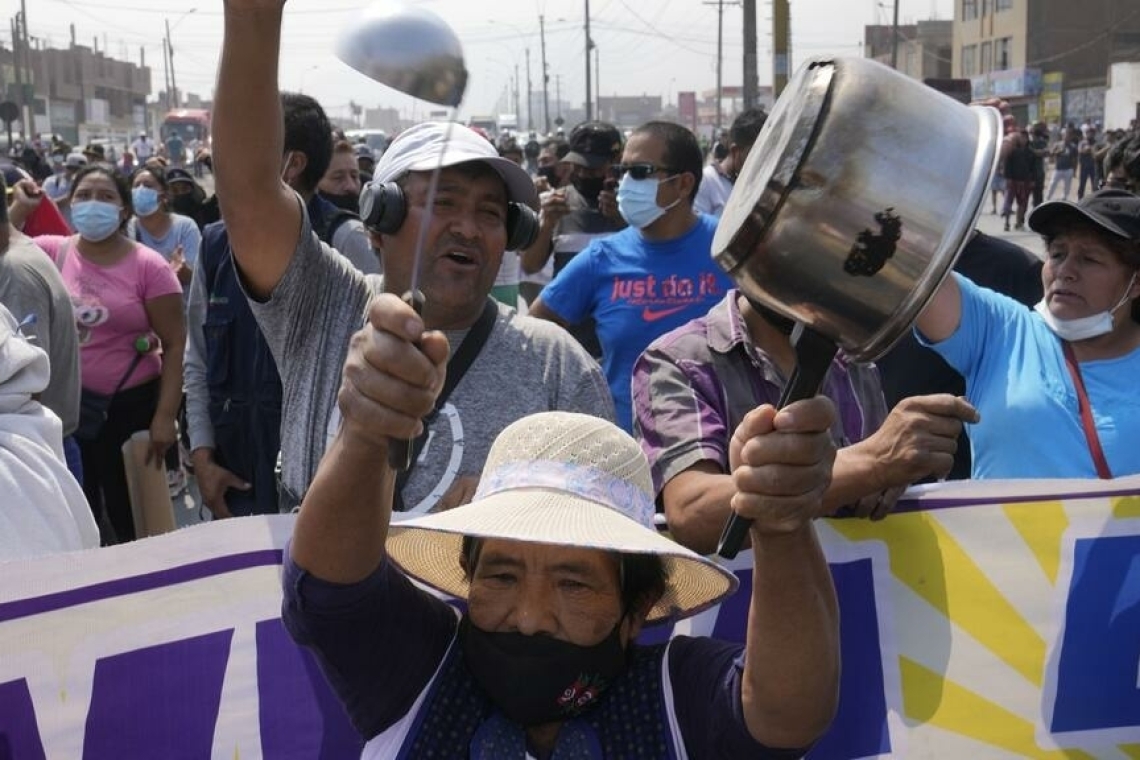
{"left": 393, "top": 298, "right": 499, "bottom": 511}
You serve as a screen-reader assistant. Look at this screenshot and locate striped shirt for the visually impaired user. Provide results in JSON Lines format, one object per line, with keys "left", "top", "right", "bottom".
{"left": 632, "top": 290, "right": 887, "bottom": 494}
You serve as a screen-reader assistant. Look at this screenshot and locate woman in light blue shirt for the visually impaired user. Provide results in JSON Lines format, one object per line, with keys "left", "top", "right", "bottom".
{"left": 916, "top": 190, "right": 1140, "bottom": 479}
{"left": 127, "top": 165, "right": 202, "bottom": 295}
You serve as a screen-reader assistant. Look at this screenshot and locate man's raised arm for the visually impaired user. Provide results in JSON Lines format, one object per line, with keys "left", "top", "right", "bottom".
{"left": 213, "top": 0, "right": 301, "bottom": 299}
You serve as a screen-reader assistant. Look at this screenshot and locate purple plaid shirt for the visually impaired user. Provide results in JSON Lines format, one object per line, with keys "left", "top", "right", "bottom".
{"left": 632, "top": 290, "right": 888, "bottom": 494}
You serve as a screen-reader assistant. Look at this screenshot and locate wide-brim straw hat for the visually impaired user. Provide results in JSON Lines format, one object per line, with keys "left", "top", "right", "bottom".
{"left": 387, "top": 412, "right": 738, "bottom": 624}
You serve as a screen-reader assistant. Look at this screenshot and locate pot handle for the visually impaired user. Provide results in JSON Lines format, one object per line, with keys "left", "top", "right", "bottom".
{"left": 716, "top": 325, "right": 839, "bottom": 560}
{"left": 388, "top": 289, "right": 427, "bottom": 471}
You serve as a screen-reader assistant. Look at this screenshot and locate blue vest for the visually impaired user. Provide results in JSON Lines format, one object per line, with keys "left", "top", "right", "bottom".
{"left": 198, "top": 221, "right": 283, "bottom": 516}
{"left": 395, "top": 642, "right": 680, "bottom": 759}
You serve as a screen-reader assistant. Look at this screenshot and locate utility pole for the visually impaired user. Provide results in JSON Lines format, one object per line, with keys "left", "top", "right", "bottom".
{"left": 20, "top": 0, "right": 36, "bottom": 134}
{"left": 163, "top": 36, "right": 172, "bottom": 111}
{"left": 555, "top": 74, "right": 562, "bottom": 120}
{"left": 165, "top": 18, "right": 180, "bottom": 109}
{"left": 703, "top": 1, "right": 741, "bottom": 136}
{"left": 716, "top": 0, "right": 723, "bottom": 133}
{"left": 584, "top": 0, "right": 592, "bottom": 120}
{"left": 525, "top": 48, "right": 534, "bottom": 130}
{"left": 890, "top": 0, "right": 901, "bottom": 70}
{"left": 539, "top": 14, "right": 550, "bottom": 134}
{"left": 773, "top": 0, "right": 790, "bottom": 97}
{"left": 514, "top": 64, "right": 521, "bottom": 127}
{"left": 11, "top": 16, "right": 26, "bottom": 136}
{"left": 594, "top": 45, "right": 600, "bottom": 112}
{"left": 742, "top": 0, "right": 758, "bottom": 109}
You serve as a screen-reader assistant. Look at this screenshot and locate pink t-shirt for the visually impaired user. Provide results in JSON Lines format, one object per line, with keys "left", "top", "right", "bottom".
{"left": 35, "top": 235, "right": 182, "bottom": 395}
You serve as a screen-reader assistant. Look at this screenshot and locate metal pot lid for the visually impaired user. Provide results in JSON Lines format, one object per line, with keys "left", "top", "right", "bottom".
{"left": 713, "top": 60, "right": 836, "bottom": 273}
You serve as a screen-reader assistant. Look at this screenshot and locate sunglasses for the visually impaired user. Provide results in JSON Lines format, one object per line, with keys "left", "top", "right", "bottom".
{"left": 610, "top": 163, "right": 676, "bottom": 181}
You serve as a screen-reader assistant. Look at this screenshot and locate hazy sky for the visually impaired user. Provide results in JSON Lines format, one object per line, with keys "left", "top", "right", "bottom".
{"left": 12, "top": 0, "right": 954, "bottom": 123}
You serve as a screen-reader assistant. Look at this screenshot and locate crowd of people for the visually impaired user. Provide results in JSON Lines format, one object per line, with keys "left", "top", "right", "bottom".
{"left": 3, "top": 0, "right": 1140, "bottom": 753}
{"left": 992, "top": 115, "right": 1140, "bottom": 230}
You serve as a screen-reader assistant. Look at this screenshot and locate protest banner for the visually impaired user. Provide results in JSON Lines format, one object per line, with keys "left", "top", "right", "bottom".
{"left": 1, "top": 476, "right": 1137, "bottom": 758}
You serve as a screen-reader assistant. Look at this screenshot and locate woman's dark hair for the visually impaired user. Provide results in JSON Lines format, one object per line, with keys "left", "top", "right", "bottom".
{"left": 630, "top": 120, "right": 704, "bottom": 202}
{"left": 68, "top": 162, "right": 133, "bottom": 229}
{"left": 460, "top": 536, "right": 669, "bottom": 619}
{"left": 132, "top": 164, "right": 170, "bottom": 194}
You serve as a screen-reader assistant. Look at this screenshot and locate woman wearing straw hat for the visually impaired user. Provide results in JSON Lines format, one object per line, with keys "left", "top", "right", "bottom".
{"left": 284, "top": 293, "right": 841, "bottom": 758}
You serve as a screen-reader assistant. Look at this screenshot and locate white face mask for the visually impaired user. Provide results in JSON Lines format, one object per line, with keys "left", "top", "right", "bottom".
{"left": 1035, "top": 271, "right": 1138, "bottom": 342}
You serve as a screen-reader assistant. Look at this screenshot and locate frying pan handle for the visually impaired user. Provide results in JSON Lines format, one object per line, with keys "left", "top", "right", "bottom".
{"left": 716, "top": 326, "right": 839, "bottom": 560}
{"left": 388, "top": 289, "right": 427, "bottom": 472}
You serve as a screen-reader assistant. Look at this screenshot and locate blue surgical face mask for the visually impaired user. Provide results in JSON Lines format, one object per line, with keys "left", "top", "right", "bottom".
{"left": 617, "top": 173, "right": 681, "bottom": 229}
{"left": 1034, "top": 271, "right": 1138, "bottom": 342}
{"left": 132, "top": 186, "right": 161, "bottom": 217}
{"left": 71, "top": 200, "right": 123, "bottom": 243}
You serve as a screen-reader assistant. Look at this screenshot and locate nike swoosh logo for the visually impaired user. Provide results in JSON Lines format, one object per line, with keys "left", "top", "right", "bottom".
{"left": 642, "top": 305, "right": 689, "bottom": 322}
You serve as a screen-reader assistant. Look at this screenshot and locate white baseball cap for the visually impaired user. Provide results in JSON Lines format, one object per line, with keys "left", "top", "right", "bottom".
{"left": 372, "top": 121, "right": 539, "bottom": 211}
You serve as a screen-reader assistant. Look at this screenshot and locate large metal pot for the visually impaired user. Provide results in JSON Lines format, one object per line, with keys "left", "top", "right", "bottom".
{"left": 714, "top": 56, "right": 1001, "bottom": 361}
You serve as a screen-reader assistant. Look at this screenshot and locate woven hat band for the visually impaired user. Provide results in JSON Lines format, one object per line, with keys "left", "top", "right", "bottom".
{"left": 473, "top": 460, "right": 656, "bottom": 530}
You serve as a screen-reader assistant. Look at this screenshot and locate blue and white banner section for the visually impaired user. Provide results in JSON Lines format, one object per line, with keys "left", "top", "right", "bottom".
{"left": 1, "top": 475, "right": 1138, "bottom": 758}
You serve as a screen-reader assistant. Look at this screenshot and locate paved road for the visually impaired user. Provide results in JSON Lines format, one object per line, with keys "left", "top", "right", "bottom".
{"left": 973, "top": 203, "right": 1046, "bottom": 260}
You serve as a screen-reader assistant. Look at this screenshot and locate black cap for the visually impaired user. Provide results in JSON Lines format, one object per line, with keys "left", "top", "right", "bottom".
{"left": 562, "top": 121, "right": 622, "bottom": 169}
{"left": 83, "top": 143, "right": 105, "bottom": 160}
{"left": 1028, "top": 189, "right": 1140, "bottom": 241}
{"left": 165, "top": 168, "right": 197, "bottom": 185}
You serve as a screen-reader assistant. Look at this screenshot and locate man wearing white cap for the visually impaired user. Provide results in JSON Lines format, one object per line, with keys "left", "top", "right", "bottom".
{"left": 213, "top": 0, "right": 612, "bottom": 513}
{"left": 284, "top": 293, "right": 840, "bottom": 757}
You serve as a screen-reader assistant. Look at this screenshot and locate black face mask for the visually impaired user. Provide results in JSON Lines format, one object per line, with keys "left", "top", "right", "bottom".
{"left": 748, "top": 298, "right": 797, "bottom": 336}
{"left": 170, "top": 195, "right": 199, "bottom": 217}
{"left": 537, "top": 165, "right": 560, "bottom": 187}
{"left": 459, "top": 615, "right": 628, "bottom": 727}
{"left": 572, "top": 176, "right": 606, "bottom": 207}
{"left": 322, "top": 191, "right": 360, "bottom": 215}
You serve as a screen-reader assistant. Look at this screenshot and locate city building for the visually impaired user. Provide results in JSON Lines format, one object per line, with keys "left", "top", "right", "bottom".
{"left": 1, "top": 38, "right": 151, "bottom": 150}
{"left": 864, "top": 21, "right": 954, "bottom": 82}
{"left": 952, "top": 0, "right": 1140, "bottom": 127}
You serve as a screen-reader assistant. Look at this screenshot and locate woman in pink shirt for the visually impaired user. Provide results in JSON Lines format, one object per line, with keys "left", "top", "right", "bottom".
{"left": 11, "top": 166, "right": 185, "bottom": 544}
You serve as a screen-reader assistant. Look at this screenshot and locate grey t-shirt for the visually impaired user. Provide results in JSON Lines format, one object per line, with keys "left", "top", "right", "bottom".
{"left": 248, "top": 207, "right": 614, "bottom": 512}
{"left": 0, "top": 233, "right": 81, "bottom": 434}
{"left": 331, "top": 217, "right": 382, "bottom": 277}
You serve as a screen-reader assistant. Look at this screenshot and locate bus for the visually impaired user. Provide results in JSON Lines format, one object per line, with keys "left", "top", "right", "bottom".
{"left": 160, "top": 109, "right": 211, "bottom": 148}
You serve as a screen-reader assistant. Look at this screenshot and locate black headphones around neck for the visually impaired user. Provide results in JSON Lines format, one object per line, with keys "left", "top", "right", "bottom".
{"left": 358, "top": 179, "right": 540, "bottom": 252}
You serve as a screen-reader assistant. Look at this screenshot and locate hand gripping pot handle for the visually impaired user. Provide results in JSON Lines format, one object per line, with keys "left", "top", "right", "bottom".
{"left": 717, "top": 325, "right": 837, "bottom": 560}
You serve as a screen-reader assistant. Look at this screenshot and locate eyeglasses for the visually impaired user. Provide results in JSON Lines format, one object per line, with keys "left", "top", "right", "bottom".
{"left": 610, "top": 163, "right": 676, "bottom": 181}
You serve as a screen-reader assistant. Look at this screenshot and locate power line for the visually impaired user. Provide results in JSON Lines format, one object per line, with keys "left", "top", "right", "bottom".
{"left": 612, "top": 0, "right": 717, "bottom": 57}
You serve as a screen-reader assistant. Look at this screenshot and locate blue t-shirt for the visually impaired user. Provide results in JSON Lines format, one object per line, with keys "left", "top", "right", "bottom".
{"left": 920, "top": 273, "right": 1140, "bottom": 479}
{"left": 127, "top": 213, "right": 201, "bottom": 270}
{"left": 540, "top": 214, "right": 734, "bottom": 431}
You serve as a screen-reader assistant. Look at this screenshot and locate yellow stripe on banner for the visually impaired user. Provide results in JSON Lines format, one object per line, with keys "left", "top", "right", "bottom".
{"left": 1004, "top": 501, "right": 1068, "bottom": 585}
{"left": 1113, "top": 495, "right": 1140, "bottom": 518}
{"left": 833, "top": 512, "right": 1046, "bottom": 686}
{"left": 900, "top": 658, "right": 1097, "bottom": 759}
{"left": 1120, "top": 745, "right": 1140, "bottom": 759}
